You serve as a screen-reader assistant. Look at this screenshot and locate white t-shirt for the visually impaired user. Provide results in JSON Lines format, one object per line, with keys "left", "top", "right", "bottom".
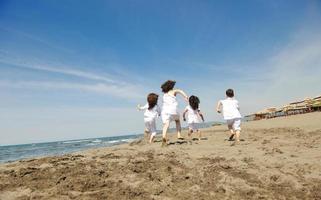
{"left": 220, "top": 98, "right": 241, "bottom": 120}
{"left": 185, "top": 105, "right": 200, "bottom": 124}
{"left": 139, "top": 104, "right": 161, "bottom": 122}
{"left": 162, "top": 93, "right": 178, "bottom": 115}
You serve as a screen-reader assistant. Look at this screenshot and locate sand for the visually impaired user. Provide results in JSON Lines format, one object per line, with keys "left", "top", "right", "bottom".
{"left": 1, "top": 112, "right": 321, "bottom": 200}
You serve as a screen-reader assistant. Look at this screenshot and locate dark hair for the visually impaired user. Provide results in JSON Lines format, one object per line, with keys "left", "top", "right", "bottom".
{"left": 189, "top": 95, "right": 200, "bottom": 110}
{"left": 226, "top": 89, "right": 234, "bottom": 98}
{"left": 161, "top": 80, "right": 176, "bottom": 93}
{"left": 147, "top": 93, "right": 158, "bottom": 110}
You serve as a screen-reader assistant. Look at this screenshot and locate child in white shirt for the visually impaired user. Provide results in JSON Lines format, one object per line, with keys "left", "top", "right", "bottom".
{"left": 137, "top": 93, "right": 161, "bottom": 143}
{"left": 216, "top": 89, "right": 242, "bottom": 145}
{"left": 161, "top": 80, "right": 188, "bottom": 146}
{"left": 183, "top": 95, "right": 204, "bottom": 141}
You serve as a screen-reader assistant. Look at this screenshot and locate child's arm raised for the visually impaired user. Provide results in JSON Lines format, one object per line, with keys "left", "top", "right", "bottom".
{"left": 173, "top": 89, "right": 188, "bottom": 102}
{"left": 216, "top": 101, "right": 222, "bottom": 113}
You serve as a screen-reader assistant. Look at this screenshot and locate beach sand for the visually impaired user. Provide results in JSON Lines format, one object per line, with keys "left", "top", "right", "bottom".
{"left": 1, "top": 112, "right": 321, "bottom": 200}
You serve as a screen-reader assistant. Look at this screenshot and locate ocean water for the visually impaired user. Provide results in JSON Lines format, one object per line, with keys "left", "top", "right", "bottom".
{"left": 0, "top": 134, "right": 141, "bottom": 163}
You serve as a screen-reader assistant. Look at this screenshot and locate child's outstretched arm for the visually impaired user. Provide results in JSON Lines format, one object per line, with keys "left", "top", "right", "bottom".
{"left": 157, "top": 105, "right": 161, "bottom": 116}
{"left": 236, "top": 100, "right": 240, "bottom": 111}
{"left": 173, "top": 89, "right": 188, "bottom": 102}
{"left": 137, "top": 104, "right": 148, "bottom": 111}
{"left": 198, "top": 111, "right": 205, "bottom": 122}
{"left": 182, "top": 109, "right": 188, "bottom": 121}
{"left": 216, "top": 101, "right": 222, "bottom": 113}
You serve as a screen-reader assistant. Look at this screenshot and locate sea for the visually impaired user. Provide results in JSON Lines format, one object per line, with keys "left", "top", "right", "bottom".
{"left": 0, "top": 134, "right": 142, "bottom": 163}
{"left": 0, "top": 121, "right": 217, "bottom": 163}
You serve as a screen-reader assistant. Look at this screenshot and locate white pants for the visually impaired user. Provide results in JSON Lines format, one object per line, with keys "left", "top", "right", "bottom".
{"left": 226, "top": 118, "right": 241, "bottom": 131}
{"left": 144, "top": 120, "right": 157, "bottom": 136}
{"left": 161, "top": 113, "right": 180, "bottom": 123}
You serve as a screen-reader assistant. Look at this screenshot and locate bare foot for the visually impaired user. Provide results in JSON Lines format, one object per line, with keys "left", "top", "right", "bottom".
{"left": 231, "top": 140, "right": 240, "bottom": 146}
{"left": 162, "top": 138, "right": 167, "bottom": 147}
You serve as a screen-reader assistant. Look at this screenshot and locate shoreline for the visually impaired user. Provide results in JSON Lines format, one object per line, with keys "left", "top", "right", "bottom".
{"left": 0, "top": 122, "right": 216, "bottom": 164}
{"left": 0, "top": 135, "right": 142, "bottom": 164}
{"left": 1, "top": 112, "right": 321, "bottom": 199}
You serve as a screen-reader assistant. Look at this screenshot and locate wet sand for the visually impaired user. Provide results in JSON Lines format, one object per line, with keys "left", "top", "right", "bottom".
{"left": 1, "top": 112, "right": 321, "bottom": 200}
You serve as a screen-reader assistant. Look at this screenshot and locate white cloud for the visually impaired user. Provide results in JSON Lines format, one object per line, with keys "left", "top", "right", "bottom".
{"left": 0, "top": 56, "right": 149, "bottom": 100}
{"left": 0, "top": 26, "right": 74, "bottom": 54}
{"left": 263, "top": 31, "right": 321, "bottom": 101}
{"left": 0, "top": 58, "right": 117, "bottom": 83}
{"left": 0, "top": 80, "right": 144, "bottom": 99}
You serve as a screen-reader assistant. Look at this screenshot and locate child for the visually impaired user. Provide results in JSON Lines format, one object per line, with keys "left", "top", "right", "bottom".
{"left": 137, "top": 93, "right": 161, "bottom": 143}
{"left": 183, "top": 95, "right": 205, "bottom": 142}
{"left": 161, "top": 80, "right": 188, "bottom": 146}
{"left": 216, "top": 89, "right": 242, "bottom": 145}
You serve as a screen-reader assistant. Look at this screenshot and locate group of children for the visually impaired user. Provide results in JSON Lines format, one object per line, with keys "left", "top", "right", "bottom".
{"left": 138, "top": 80, "right": 242, "bottom": 146}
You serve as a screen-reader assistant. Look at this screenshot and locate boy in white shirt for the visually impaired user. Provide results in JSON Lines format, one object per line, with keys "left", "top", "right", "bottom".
{"left": 216, "top": 89, "right": 242, "bottom": 145}
{"left": 137, "top": 93, "right": 161, "bottom": 143}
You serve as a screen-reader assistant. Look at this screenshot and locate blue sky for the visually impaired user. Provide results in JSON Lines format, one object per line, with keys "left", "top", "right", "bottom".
{"left": 1, "top": 0, "right": 321, "bottom": 145}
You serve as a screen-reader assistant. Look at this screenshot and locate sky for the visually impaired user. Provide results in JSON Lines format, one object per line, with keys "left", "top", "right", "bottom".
{"left": 1, "top": 0, "right": 321, "bottom": 145}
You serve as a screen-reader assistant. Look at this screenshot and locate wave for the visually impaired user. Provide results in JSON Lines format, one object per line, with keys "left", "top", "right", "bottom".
{"left": 121, "top": 139, "right": 135, "bottom": 143}
{"left": 62, "top": 139, "right": 92, "bottom": 144}
{"left": 91, "top": 139, "right": 102, "bottom": 143}
{"left": 85, "top": 143, "right": 100, "bottom": 146}
{"left": 106, "top": 140, "right": 121, "bottom": 144}
{"left": 1, "top": 134, "right": 139, "bottom": 163}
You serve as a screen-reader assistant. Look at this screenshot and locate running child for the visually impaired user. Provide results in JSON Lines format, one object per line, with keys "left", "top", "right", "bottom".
{"left": 216, "top": 89, "right": 242, "bottom": 145}
{"left": 137, "top": 93, "right": 161, "bottom": 143}
{"left": 161, "top": 80, "right": 188, "bottom": 146}
{"left": 183, "top": 95, "right": 205, "bottom": 142}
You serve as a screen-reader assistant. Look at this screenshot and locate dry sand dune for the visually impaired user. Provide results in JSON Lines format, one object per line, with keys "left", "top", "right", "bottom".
{"left": 1, "top": 112, "right": 321, "bottom": 200}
